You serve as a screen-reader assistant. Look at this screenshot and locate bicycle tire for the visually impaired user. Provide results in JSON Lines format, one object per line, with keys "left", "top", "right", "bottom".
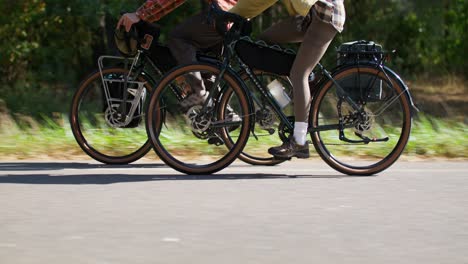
{"left": 310, "top": 65, "right": 412, "bottom": 175}
{"left": 146, "top": 63, "right": 251, "bottom": 174}
{"left": 70, "top": 67, "right": 153, "bottom": 164}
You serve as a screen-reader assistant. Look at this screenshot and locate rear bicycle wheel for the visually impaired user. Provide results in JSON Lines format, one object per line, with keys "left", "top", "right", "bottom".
{"left": 146, "top": 63, "right": 251, "bottom": 174}
{"left": 310, "top": 65, "right": 412, "bottom": 175}
{"left": 70, "top": 67, "right": 153, "bottom": 164}
{"left": 219, "top": 71, "right": 293, "bottom": 166}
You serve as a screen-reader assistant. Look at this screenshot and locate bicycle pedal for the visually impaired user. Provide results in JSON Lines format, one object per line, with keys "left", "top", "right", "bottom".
{"left": 208, "top": 137, "right": 224, "bottom": 146}
{"left": 266, "top": 128, "right": 275, "bottom": 135}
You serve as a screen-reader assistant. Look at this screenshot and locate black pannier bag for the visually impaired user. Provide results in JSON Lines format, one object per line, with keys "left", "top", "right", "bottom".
{"left": 335, "top": 73, "right": 384, "bottom": 102}
{"left": 234, "top": 38, "right": 296, "bottom": 76}
{"left": 336, "top": 40, "right": 385, "bottom": 102}
{"left": 336, "top": 40, "right": 383, "bottom": 66}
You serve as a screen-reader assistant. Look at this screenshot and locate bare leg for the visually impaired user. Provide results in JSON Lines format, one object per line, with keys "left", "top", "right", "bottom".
{"left": 268, "top": 12, "right": 338, "bottom": 157}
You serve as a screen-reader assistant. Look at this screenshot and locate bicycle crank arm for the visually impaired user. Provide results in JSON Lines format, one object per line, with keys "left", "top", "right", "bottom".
{"left": 339, "top": 131, "right": 389, "bottom": 144}
{"left": 354, "top": 132, "right": 389, "bottom": 143}
{"left": 210, "top": 120, "right": 242, "bottom": 128}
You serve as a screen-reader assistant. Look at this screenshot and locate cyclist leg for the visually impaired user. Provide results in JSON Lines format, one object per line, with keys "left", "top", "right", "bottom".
{"left": 291, "top": 14, "right": 337, "bottom": 123}
{"left": 167, "top": 9, "right": 223, "bottom": 106}
{"left": 168, "top": 11, "right": 222, "bottom": 65}
{"left": 258, "top": 15, "right": 305, "bottom": 44}
{"left": 268, "top": 11, "right": 338, "bottom": 158}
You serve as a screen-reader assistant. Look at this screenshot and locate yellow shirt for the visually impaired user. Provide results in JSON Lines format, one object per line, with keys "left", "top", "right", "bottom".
{"left": 229, "top": 0, "right": 319, "bottom": 19}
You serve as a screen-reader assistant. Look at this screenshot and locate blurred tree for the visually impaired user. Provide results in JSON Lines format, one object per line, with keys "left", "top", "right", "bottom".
{"left": 0, "top": 0, "right": 466, "bottom": 111}
{"left": 0, "top": 0, "right": 201, "bottom": 87}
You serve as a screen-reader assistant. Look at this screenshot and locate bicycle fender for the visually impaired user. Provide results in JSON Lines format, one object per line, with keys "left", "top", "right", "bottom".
{"left": 382, "top": 65, "right": 419, "bottom": 116}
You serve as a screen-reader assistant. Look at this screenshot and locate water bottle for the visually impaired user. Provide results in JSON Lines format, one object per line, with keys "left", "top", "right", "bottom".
{"left": 267, "top": 79, "right": 291, "bottom": 109}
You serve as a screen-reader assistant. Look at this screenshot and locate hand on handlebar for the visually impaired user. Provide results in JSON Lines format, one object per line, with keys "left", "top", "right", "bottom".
{"left": 209, "top": 3, "right": 249, "bottom": 37}
{"left": 117, "top": 13, "right": 141, "bottom": 32}
{"left": 210, "top": 3, "right": 245, "bottom": 24}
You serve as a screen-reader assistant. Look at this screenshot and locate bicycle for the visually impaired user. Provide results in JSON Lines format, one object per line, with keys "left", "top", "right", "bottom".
{"left": 69, "top": 21, "right": 173, "bottom": 164}
{"left": 70, "top": 19, "right": 293, "bottom": 165}
{"left": 145, "top": 5, "right": 417, "bottom": 175}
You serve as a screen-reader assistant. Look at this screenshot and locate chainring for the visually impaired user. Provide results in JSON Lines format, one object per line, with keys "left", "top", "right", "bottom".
{"left": 185, "top": 105, "right": 212, "bottom": 136}
{"left": 255, "top": 107, "right": 276, "bottom": 130}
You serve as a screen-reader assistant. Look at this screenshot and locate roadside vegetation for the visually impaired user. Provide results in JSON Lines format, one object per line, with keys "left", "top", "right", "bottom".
{"left": 0, "top": 0, "right": 466, "bottom": 160}
{"left": 0, "top": 107, "right": 466, "bottom": 160}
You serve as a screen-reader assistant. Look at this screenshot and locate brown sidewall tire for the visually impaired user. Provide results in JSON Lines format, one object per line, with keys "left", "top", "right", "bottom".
{"left": 310, "top": 66, "right": 412, "bottom": 175}
{"left": 70, "top": 68, "right": 152, "bottom": 164}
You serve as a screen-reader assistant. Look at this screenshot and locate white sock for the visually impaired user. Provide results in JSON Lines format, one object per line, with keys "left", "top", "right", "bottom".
{"left": 198, "top": 90, "right": 207, "bottom": 96}
{"left": 293, "top": 122, "right": 308, "bottom": 145}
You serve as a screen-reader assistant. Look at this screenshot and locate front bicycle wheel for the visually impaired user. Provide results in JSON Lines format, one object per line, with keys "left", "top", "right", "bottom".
{"left": 146, "top": 63, "right": 251, "bottom": 175}
{"left": 310, "top": 65, "right": 412, "bottom": 175}
{"left": 70, "top": 67, "right": 153, "bottom": 164}
{"left": 220, "top": 71, "right": 293, "bottom": 166}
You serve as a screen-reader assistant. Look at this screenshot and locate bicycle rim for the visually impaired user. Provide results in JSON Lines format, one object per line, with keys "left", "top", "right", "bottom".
{"left": 311, "top": 66, "right": 412, "bottom": 175}
{"left": 146, "top": 64, "right": 251, "bottom": 174}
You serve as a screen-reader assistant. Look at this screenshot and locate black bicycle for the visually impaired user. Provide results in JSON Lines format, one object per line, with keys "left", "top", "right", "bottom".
{"left": 70, "top": 19, "right": 293, "bottom": 165}
{"left": 145, "top": 5, "right": 416, "bottom": 175}
{"left": 70, "top": 21, "right": 175, "bottom": 164}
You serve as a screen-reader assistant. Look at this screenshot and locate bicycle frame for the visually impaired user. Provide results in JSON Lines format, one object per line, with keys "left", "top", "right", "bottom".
{"left": 207, "top": 40, "right": 416, "bottom": 142}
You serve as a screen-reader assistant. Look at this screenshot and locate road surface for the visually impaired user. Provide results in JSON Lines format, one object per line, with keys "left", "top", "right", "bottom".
{"left": 1, "top": 159, "right": 467, "bottom": 264}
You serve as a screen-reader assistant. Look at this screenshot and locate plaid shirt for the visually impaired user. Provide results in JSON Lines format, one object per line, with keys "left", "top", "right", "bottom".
{"left": 136, "top": 0, "right": 237, "bottom": 23}
{"left": 314, "top": 0, "right": 345, "bottom": 32}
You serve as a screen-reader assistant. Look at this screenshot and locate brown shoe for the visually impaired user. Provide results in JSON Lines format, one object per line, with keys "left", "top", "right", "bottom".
{"left": 268, "top": 137, "right": 310, "bottom": 159}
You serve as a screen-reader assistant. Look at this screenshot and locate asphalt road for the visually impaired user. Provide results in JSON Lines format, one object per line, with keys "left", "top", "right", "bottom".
{"left": 0, "top": 159, "right": 467, "bottom": 264}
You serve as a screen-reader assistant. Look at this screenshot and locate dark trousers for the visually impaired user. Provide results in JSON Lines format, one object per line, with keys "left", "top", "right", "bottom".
{"left": 167, "top": 10, "right": 222, "bottom": 94}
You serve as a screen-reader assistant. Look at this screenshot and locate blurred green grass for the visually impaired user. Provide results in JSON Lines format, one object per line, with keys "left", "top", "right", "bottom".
{"left": 0, "top": 112, "right": 466, "bottom": 160}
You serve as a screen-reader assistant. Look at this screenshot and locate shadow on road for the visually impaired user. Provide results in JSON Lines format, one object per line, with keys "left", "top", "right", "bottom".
{"left": 0, "top": 162, "right": 368, "bottom": 185}
{"left": 0, "top": 162, "right": 166, "bottom": 171}
{"left": 0, "top": 173, "right": 354, "bottom": 185}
